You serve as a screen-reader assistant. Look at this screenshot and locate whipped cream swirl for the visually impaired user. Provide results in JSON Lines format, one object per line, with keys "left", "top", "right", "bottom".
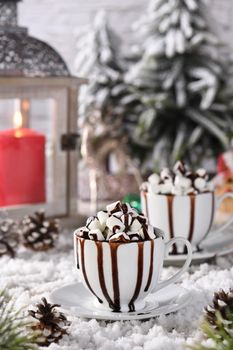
{"left": 76, "top": 201, "right": 163, "bottom": 242}
{"left": 141, "top": 161, "right": 212, "bottom": 196}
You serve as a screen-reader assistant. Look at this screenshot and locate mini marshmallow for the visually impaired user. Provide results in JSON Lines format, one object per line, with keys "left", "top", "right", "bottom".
{"left": 174, "top": 175, "right": 192, "bottom": 189}
{"left": 121, "top": 213, "right": 134, "bottom": 228}
{"left": 109, "top": 232, "right": 130, "bottom": 242}
{"left": 160, "top": 168, "right": 173, "bottom": 182}
{"left": 138, "top": 226, "right": 146, "bottom": 240}
{"left": 111, "top": 210, "right": 123, "bottom": 218}
{"left": 106, "top": 215, "right": 125, "bottom": 233}
{"left": 97, "top": 210, "right": 109, "bottom": 230}
{"left": 128, "top": 232, "right": 141, "bottom": 241}
{"left": 196, "top": 168, "right": 208, "bottom": 179}
{"left": 86, "top": 216, "right": 102, "bottom": 231}
{"left": 172, "top": 187, "right": 184, "bottom": 196}
{"left": 131, "top": 208, "right": 140, "bottom": 217}
{"left": 148, "top": 173, "right": 160, "bottom": 184}
{"left": 194, "top": 177, "right": 206, "bottom": 191}
{"left": 104, "top": 227, "right": 112, "bottom": 240}
{"left": 160, "top": 182, "right": 173, "bottom": 194}
{"left": 77, "top": 228, "right": 89, "bottom": 238}
{"left": 148, "top": 182, "right": 160, "bottom": 194}
{"left": 130, "top": 218, "right": 142, "bottom": 232}
{"left": 106, "top": 201, "right": 121, "bottom": 213}
{"left": 89, "top": 229, "right": 105, "bottom": 241}
{"left": 173, "top": 160, "right": 186, "bottom": 175}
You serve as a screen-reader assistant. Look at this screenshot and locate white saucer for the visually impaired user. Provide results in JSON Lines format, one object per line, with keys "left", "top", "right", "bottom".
{"left": 164, "top": 230, "right": 233, "bottom": 266}
{"left": 50, "top": 282, "right": 191, "bottom": 321}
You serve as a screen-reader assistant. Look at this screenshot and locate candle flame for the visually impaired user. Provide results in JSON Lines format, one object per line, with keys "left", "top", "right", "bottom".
{"left": 13, "top": 111, "right": 23, "bottom": 129}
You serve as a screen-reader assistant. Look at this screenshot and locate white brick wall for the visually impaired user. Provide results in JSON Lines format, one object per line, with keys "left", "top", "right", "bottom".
{"left": 18, "top": 0, "right": 233, "bottom": 75}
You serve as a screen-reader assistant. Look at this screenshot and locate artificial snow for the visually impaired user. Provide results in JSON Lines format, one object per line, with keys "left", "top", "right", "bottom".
{"left": 1, "top": 231, "right": 233, "bottom": 350}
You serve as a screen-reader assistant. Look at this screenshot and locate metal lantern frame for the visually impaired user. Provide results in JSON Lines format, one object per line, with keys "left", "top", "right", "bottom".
{"left": 0, "top": 76, "right": 86, "bottom": 219}
{"left": 0, "top": 0, "right": 87, "bottom": 220}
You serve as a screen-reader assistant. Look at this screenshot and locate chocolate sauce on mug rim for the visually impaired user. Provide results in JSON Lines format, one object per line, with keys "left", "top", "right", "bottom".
{"left": 142, "top": 190, "right": 213, "bottom": 196}
{"left": 75, "top": 236, "right": 159, "bottom": 313}
{"left": 75, "top": 235, "right": 162, "bottom": 243}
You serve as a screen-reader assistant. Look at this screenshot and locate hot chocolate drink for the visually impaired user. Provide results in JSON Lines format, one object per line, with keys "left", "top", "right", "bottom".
{"left": 76, "top": 201, "right": 162, "bottom": 242}
{"left": 74, "top": 201, "right": 192, "bottom": 313}
{"left": 141, "top": 161, "right": 233, "bottom": 254}
{"left": 141, "top": 160, "right": 212, "bottom": 196}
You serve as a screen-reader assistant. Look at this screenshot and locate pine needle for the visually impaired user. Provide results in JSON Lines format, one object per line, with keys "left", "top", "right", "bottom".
{"left": 0, "top": 289, "right": 37, "bottom": 350}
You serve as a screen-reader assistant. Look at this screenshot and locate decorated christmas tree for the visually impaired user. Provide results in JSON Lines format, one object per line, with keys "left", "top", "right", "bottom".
{"left": 126, "top": 0, "right": 233, "bottom": 171}
{"left": 75, "top": 11, "right": 141, "bottom": 135}
{"left": 74, "top": 11, "right": 142, "bottom": 205}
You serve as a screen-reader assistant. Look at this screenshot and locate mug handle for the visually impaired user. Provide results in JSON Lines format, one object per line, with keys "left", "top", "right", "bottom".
{"left": 211, "top": 192, "right": 233, "bottom": 234}
{"left": 152, "top": 237, "right": 192, "bottom": 293}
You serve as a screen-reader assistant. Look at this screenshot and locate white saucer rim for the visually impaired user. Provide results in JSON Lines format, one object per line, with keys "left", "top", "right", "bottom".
{"left": 50, "top": 282, "right": 191, "bottom": 321}
{"left": 165, "top": 247, "right": 233, "bottom": 261}
{"left": 165, "top": 232, "right": 233, "bottom": 262}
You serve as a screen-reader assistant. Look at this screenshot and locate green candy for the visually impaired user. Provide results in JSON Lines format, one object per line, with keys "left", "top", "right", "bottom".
{"left": 122, "top": 193, "right": 141, "bottom": 213}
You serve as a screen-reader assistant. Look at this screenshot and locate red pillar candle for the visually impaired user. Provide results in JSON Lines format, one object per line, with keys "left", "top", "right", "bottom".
{"left": 0, "top": 127, "right": 46, "bottom": 206}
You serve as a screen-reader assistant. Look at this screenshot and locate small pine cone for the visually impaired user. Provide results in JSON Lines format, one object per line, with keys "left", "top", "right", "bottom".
{"left": 205, "top": 289, "right": 233, "bottom": 329}
{"left": 29, "top": 297, "right": 70, "bottom": 347}
{"left": 22, "top": 211, "right": 60, "bottom": 251}
{"left": 0, "top": 219, "right": 20, "bottom": 257}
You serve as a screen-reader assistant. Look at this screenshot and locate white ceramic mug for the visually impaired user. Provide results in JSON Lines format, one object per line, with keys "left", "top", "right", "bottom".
{"left": 74, "top": 230, "right": 192, "bottom": 312}
{"left": 141, "top": 191, "right": 233, "bottom": 254}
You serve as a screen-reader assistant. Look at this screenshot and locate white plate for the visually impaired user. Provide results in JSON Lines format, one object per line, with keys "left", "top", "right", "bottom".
{"left": 50, "top": 282, "right": 191, "bottom": 321}
{"left": 164, "top": 230, "right": 233, "bottom": 266}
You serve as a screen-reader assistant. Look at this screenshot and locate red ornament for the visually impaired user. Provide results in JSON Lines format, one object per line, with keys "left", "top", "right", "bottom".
{"left": 217, "top": 149, "right": 233, "bottom": 180}
{"left": 215, "top": 149, "right": 233, "bottom": 213}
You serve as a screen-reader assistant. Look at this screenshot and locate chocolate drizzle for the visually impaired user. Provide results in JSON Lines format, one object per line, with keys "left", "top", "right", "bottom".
{"left": 110, "top": 202, "right": 122, "bottom": 214}
{"left": 121, "top": 203, "right": 128, "bottom": 214}
{"left": 128, "top": 242, "right": 144, "bottom": 312}
{"left": 123, "top": 214, "right": 130, "bottom": 231}
{"left": 76, "top": 237, "right": 79, "bottom": 269}
{"left": 96, "top": 242, "right": 115, "bottom": 310}
{"left": 188, "top": 195, "right": 195, "bottom": 242}
{"left": 110, "top": 243, "right": 121, "bottom": 312}
{"left": 144, "top": 240, "right": 154, "bottom": 292}
{"left": 184, "top": 195, "right": 196, "bottom": 254}
{"left": 167, "top": 196, "right": 177, "bottom": 254}
{"left": 142, "top": 224, "right": 150, "bottom": 240}
{"left": 80, "top": 239, "right": 103, "bottom": 304}
{"left": 112, "top": 225, "right": 121, "bottom": 234}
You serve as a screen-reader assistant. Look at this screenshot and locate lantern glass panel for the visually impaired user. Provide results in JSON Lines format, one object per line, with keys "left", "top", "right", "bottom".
{"left": 0, "top": 85, "right": 69, "bottom": 218}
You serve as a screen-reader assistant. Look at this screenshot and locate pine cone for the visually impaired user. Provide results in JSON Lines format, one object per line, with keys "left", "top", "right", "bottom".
{"left": 29, "top": 297, "right": 70, "bottom": 347}
{"left": 205, "top": 289, "right": 233, "bottom": 329}
{"left": 22, "top": 211, "right": 60, "bottom": 251}
{"left": 0, "top": 219, "right": 20, "bottom": 257}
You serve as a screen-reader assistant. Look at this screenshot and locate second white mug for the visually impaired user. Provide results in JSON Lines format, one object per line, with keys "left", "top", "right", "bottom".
{"left": 141, "top": 191, "right": 233, "bottom": 254}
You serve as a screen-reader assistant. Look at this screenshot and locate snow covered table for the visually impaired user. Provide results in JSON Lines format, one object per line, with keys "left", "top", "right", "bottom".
{"left": 1, "top": 232, "right": 233, "bottom": 350}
